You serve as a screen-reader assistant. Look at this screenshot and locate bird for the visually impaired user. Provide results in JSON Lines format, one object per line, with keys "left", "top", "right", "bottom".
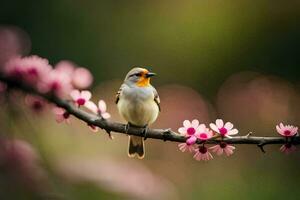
{"left": 116, "top": 67, "right": 160, "bottom": 159}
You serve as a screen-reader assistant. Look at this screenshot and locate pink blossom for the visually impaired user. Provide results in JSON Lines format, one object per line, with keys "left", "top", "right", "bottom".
{"left": 193, "top": 146, "right": 213, "bottom": 161}
{"left": 38, "top": 69, "right": 72, "bottom": 97}
{"left": 178, "top": 143, "right": 195, "bottom": 153}
{"left": 70, "top": 90, "right": 92, "bottom": 107}
{"left": 25, "top": 95, "right": 47, "bottom": 112}
{"left": 178, "top": 138, "right": 196, "bottom": 153}
{"left": 178, "top": 119, "right": 202, "bottom": 137}
{"left": 276, "top": 123, "right": 298, "bottom": 137}
{"left": 209, "top": 142, "right": 235, "bottom": 156}
{"left": 21, "top": 55, "right": 52, "bottom": 84}
{"left": 55, "top": 61, "right": 93, "bottom": 89}
{"left": 4, "top": 56, "right": 52, "bottom": 84}
{"left": 72, "top": 67, "right": 93, "bottom": 89}
{"left": 52, "top": 107, "right": 71, "bottom": 124}
{"left": 55, "top": 60, "right": 75, "bottom": 76}
{"left": 210, "top": 119, "right": 238, "bottom": 138}
{"left": 178, "top": 120, "right": 202, "bottom": 153}
{"left": 85, "top": 100, "right": 111, "bottom": 119}
{"left": 195, "top": 125, "right": 213, "bottom": 141}
{"left": 280, "top": 143, "right": 296, "bottom": 154}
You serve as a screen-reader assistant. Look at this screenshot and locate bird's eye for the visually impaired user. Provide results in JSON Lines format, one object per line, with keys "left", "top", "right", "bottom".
{"left": 129, "top": 73, "right": 142, "bottom": 78}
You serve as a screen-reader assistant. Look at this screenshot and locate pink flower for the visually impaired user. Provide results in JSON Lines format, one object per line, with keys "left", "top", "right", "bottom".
{"left": 178, "top": 143, "right": 196, "bottom": 153}
{"left": 178, "top": 120, "right": 202, "bottom": 152}
{"left": 21, "top": 55, "right": 52, "bottom": 84}
{"left": 25, "top": 95, "right": 47, "bottom": 113}
{"left": 210, "top": 119, "right": 238, "bottom": 138}
{"left": 195, "top": 125, "right": 213, "bottom": 141}
{"left": 209, "top": 142, "right": 236, "bottom": 156}
{"left": 72, "top": 67, "right": 93, "bottom": 89}
{"left": 178, "top": 119, "right": 202, "bottom": 137}
{"left": 178, "top": 135, "right": 197, "bottom": 153}
{"left": 193, "top": 146, "right": 213, "bottom": 161}
{"left": 55, "top": 61, "right": 93, "bottom": 89}
{"left": 38, "top": 69, "right": 72, "bottom": 97}
{"left": 52, "top": 107, "right": 71, "bottom": 124}
{"left": 280, "top": 144, "right": 296, "bottom": 154}
{"left": 276, "top": 123, "right": 298, "bottom": 137}
{"left": 85, "top": 100, "right": 111, "bottom": 119}
{"left": 55, "top": 60, "right": 75, "bottom": 76}
{"left": 70, "top": 90, "right": 92, "bottom": 107}
{"left": 4, "top": 56, "right": 52, "bottom": 84}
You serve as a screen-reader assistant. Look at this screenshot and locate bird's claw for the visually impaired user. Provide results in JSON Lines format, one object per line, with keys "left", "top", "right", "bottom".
{"left": 125, "top": 123, "right": 130, "bottom": 134}
{"left": 142, "top": 125, "right": 148, "bottom": 140}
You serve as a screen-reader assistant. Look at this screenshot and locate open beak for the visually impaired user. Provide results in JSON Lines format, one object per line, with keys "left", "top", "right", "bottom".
{"left": 145, "top": 72, "right": 156, "bottom": 78}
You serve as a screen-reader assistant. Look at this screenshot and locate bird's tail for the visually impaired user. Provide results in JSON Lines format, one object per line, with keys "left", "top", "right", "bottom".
{"left": 128, "top": 136, "right": 145, "bottom": 159}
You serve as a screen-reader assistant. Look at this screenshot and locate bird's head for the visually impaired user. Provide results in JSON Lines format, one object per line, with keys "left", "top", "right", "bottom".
{"left": 124, "top": 67, "right": 156, "bottom": 87}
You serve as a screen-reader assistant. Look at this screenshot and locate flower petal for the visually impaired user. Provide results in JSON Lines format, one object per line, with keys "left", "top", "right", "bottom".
{"left": 191, "top": 119, "right": 199, "bottom": 129}
{"left": 101, "top": 112, "right": 111, "bottom": 119}
{"left": 279, "top": 123, "right": 285, "bottom": 129}
{"left": 178, "top": 127, "right": 187, "bottom": 135}
{"left": 227, "top": 129, "right": 238, "bottom": 135}
{"left": 276, "top": 125, "right": 283, "bottom": 135}
{"left": 224, "top": 122, "right": 234, "bottom": 130}
{"left": 209, "top": 145, "right": 219, "bottom": 151}
{"left": 216, "top": 119, "right": 224, "bottom": 128}
{"left": 55, "top": 115, "right": 65, "bottom": 123}
{"left": 81, "top": 90, "right": 92, "bottom": 100}
{"left": 227, "top": 145, "right": 236, "bottom": 150}
{"left": 84, "top": 101, "right": 98, "bottom": 114}
{"left": 70, "top": 89, "right": 80, "bottom": 100}
{"left": 178, "top": 143, "right": 187, "bottom": 152}
{"left": 206, "top": 129, "right": 214, "bottom": 139}
{"left": 183, "top": 120, "right": 191, "bottom": 128}
{"left": 98, "top": 100, "right": 107, "bottom": 112}
{"left": 52, "top": 107, "right": 65, "bottom": 115}
{"left": 178, "top": 143, "right": 195, "bottom": 153}
{"left": 186, "top": 136, "right": 197, "bottom": 145}
{"left": 224, "top": 147, "right": 234, "bottom": 156}
{"left": 216, "top": 147, "right": 224, "bottom": 156}
{"left": 209, "top": 123, "right": 219, "bottom": 133}
{"left": 292, "top": 127, "right": 298, "bottom": 135}
{"left": 197, "top": 124, "right": 206, "bottom": 133}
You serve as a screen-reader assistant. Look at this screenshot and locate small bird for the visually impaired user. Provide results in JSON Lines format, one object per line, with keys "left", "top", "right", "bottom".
{"left": 116, "top": 67, "right": 160, "bottom": 159}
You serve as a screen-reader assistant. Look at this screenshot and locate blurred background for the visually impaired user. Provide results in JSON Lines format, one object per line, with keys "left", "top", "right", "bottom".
{"left": 1, "top": 0, "right": 300, "bottom": 199}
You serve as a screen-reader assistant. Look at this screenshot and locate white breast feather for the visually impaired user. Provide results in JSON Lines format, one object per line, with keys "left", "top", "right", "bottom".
{"left": 117, "top": 86, "right": 159, "bottom": 126}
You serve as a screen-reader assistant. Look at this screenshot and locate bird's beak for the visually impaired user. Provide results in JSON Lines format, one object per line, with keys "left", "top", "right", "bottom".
{"left": 145, "top": 72, "right": 156, "bottom": 78}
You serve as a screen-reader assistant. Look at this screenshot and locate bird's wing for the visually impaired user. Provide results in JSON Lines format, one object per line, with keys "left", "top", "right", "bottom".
{"left": 153, "top": 87, "right": 161, "bottom": 112}
{"left": 115, "top": 84, "right": 126, "bottom": 104}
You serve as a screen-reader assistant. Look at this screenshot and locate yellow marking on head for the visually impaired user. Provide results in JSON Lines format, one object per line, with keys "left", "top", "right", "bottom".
{"left": 136, "top": 69, "right": 151, "bottom": 87}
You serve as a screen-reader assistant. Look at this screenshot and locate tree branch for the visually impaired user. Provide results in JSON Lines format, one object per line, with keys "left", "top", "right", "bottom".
{"left": 1, "top": 74, "right": 299, "bottom": 148}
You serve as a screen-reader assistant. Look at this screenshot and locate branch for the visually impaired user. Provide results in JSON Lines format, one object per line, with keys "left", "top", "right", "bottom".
{"left": 1, "top": 74, "right": 300, "bottom": 148}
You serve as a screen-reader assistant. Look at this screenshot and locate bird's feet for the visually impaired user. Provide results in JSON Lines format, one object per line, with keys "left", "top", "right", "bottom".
{"left": 125, "top": 123, "right": 148, "bottom": 140}
{"left": 125, "top": 122, "right": 132, "bottom": 134}
{"left": 142, "top": 124, "right": 148, "bottom": 140}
